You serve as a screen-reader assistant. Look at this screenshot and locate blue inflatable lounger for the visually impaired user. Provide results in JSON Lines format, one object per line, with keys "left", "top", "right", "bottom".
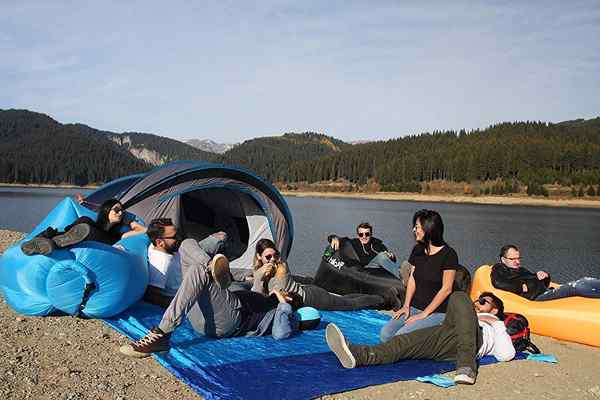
{"left": 0, "top": 197, "right": 149, "bottom": 318}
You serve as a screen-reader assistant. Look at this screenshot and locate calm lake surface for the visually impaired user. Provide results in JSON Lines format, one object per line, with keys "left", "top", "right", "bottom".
{"left": 1, "top": 187, "right": 599, "bottom": 282}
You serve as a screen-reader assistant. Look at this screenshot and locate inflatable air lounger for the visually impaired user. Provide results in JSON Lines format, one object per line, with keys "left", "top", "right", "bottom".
{"left": 0, "top": 197, "right": 149, "bottom": 318}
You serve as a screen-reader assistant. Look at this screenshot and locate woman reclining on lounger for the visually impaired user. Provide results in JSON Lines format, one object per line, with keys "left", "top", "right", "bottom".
{"left": 21, "top": 198, "right": 146, "bottom": 256}
{"left": 251, "top": 239, "right": 389, "bottom": 311}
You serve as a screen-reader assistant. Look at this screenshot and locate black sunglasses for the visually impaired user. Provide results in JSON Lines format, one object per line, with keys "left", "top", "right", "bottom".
{"left": 160, "top": 235, "right": 178, "bottom": 240}
{"left": 358, "top": 232, "right": 371, "bottom": 238}
{"left": 264, "top": 253, "right": 279, "bottom": 261}
{"left": 477, "top": 297, "right": 492, "bottom": 306}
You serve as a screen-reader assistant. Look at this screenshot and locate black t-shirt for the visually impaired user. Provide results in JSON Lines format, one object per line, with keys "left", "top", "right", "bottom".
{"left": 409, "top": 243, "right": 459, "bottom": 313}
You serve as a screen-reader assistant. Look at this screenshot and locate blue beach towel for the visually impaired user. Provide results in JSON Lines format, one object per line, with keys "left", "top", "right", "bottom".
{"left": 104, "top": 303, "right": 526, "bottom": 399}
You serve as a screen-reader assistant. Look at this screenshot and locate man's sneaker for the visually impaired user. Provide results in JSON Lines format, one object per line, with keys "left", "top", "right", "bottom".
{"left": 119, "top": 327, "right": 171, "bottom": 358}
{"left": 454, "top": 367, "right": 477, "bottom": 385}
{"left": 325, "top": 323, "right": 356, "bottom": 369}
{"left": 210, "top": 254, "right": 232, "bottom": 289}
{"left": 21, "top": 237, "right": 55, "bottom": 256}
{"left": 52, "top": 223, "right": 91, "bottom": 248}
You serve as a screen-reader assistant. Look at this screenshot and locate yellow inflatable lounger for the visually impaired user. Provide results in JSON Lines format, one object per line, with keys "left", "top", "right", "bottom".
{"left": 470, "top": 265, "right": 600, "bottom": 348}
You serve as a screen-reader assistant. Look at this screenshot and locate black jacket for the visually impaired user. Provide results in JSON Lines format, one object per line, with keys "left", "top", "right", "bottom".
{"left": 328, "top": 235, "right": 388, "bottom": 267}
{"left": 491, "top": 262, "right": 551, "bottom": 300}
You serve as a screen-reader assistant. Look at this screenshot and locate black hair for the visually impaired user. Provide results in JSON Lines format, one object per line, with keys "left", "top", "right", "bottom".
{"left": 479, "top": 291, "right": 505, "bottom": 319}
{"left": 499, "top": 244, "right": 519, "bottom": 259}
{"left": 147, "top": 218, "right": 175, "bottom": 246}
{"left": 356, "top": 222, "right": 373, "bottom": 234}
{"left": 413, "top": 209, "right": 445, "bottom": 251}
{"left": 96, "top": 199, "right": 124, "bottom": 237}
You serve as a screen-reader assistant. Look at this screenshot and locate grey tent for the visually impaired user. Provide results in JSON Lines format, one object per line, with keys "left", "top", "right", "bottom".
{"left": 82, "top": 161, "right": 293, "bottom": 279}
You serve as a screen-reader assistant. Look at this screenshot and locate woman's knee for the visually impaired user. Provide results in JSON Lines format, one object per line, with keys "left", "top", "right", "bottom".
{"left": 380, "top": 318, "right": 405, "bottom": 342}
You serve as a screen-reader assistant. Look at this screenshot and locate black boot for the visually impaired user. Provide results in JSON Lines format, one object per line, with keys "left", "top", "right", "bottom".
{"left": 52, "top": 223, "right": 91, "bottom": 248}
{"left": 21, "top": 237, "right": 55, "bottom": 256}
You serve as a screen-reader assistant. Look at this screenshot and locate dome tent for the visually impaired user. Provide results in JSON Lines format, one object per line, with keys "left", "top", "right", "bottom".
{"left": 83, "top": 161, "right": 294, "bottom": 279}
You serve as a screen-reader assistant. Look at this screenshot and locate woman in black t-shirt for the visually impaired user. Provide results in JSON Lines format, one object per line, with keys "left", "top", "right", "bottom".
{"left": 380, "top": 209, "right": 459, "bottom": 342}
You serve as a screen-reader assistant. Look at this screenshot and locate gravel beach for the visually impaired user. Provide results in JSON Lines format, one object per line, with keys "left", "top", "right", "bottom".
{"left": 1, "top": 229, "right": 599, "bottom": 400}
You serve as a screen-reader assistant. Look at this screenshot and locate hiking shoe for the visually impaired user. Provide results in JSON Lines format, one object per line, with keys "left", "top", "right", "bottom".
{"left": 52, "top": 223, "right": 91, "bottom": 248}
{"left": 325, "top": 323, "right": 356, "bottom": 369}
{"left": 454, "top": 367, "right": 477, "bottom": 385}
{"left": 119, "top": 327, "right": 171, "bottom": 358}
{"left": 21, "top": 237, "right": 55, "bottom": 256}
{"left": 210, "top": 254, "right": 232, "bottom": 289}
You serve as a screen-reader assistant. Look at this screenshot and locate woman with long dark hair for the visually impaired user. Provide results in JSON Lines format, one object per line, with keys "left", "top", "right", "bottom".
{"left": 379, "top": 209, "right": 459, "bottom": 342}
{"left": 251, "top": 238, "right": 389, "bottom": 311}
{"left": 21, "top": 198, "right": 146, "bottom": 256}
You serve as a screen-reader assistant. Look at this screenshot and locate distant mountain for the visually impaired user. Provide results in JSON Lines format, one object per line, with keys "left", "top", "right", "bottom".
{"left": 0, "top": 109, "right": 216, "bottom": 185}
{"left": 0, "top": 109, "right": 149, "bottom": 185}
{"left": 186, "top": 139, "right": 236, "bottom": 154}
{"left": 218, "top": 132, "right": 351, "bottom": 181}
{"left": 105, "top": 132, "right": 217, "bottom": 165}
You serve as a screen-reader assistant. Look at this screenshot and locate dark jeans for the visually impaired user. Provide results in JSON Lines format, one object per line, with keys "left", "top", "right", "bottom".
{"left": 39, "top": 216, "right": 116, "bottom": 245}
{"left": 350, "top": 291, "right": 482, "bottom": 372}
{"left": 536, "top": 277, "right": 600, "bottom": 301}
{"left": 303, "top": 284, "right": 384, "bottom": 311}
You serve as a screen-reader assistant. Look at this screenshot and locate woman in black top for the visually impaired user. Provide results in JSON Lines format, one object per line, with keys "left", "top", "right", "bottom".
{"left": 21, "top": 198, "right": 146, "bottom": 256}
{"left": 380, "top": 209, "right": 459, "bottom": 342}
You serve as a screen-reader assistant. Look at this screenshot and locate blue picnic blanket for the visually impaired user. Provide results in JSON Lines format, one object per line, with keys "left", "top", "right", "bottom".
{"left": 104, "top": 302, "right": 525, "bottom": 399}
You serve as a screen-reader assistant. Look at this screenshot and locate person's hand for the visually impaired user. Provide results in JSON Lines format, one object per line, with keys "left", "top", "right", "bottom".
{"left": 536, "top": 271, "right": 549, "bottom": 280}
{"left": 522, "top": 283, "right": 528, "bottom": 293}
{"left": 386, "top": 251, "right": 396, "bottom": 262}
{"left": 257, "top": 263, "right": 275, "bottom": 280}
{"left": 213, "top": 231, "right": 227, "bottom": 241}
{"left": 478, "top": 314, "right": 500, "bottom": 325}
{"left": 392, "top": 306, "right": 410, "bottom": 320}
{"left": 405, "top": 313, "right": 427, "bottom": 325}
{"left": 330, "top": 236, "right": 340, "bottom": 251}
{"left": 269, "top": 288, "right": 286, "bottom": 303}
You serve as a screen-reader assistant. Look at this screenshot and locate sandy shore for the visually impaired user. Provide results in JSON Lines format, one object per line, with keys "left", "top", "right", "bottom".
{"left": 1, "top": 229, "right": 599, "bottom": 399}
{"left": 282, "top": 191, "right": 600, "bottom": 209}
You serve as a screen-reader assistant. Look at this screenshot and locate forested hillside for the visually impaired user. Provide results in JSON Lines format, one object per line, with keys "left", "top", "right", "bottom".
{"left": 221, "top": 119, "right": 600, "bottom": 193}
{"left": 2, "top": 108, "right": 599, "bottom": 195}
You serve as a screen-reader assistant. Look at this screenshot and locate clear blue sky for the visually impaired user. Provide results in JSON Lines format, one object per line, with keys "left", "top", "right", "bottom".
{"left": 2, "top": 1, "right": 599, "bottom": 142}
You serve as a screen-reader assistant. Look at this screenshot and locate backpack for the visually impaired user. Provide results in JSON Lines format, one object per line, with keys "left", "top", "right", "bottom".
{"left": 503, "top": 313, "right": 540, "bottom": 353}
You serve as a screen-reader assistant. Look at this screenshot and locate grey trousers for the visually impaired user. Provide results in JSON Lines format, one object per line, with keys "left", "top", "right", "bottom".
{"left": 351, "top": 291, "right": 483, "bottom": 372}
{"left": 158, "top": 239, "right": 242, "bottom": 338}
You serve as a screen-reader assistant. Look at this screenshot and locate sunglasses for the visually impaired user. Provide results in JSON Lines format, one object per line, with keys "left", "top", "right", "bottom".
{"left": 111, "top": 207, "right": 123, "bottom": 213}
{"left": 357, "top": 232, "right": 371, "bottom": 238}
{"left": 160, "top": 235, "right": 178, "bottom": 240}
{"left": 264, "top": 253, "right": 279, "bottom": 261}
{"left": 477, "top": 297, "right": 492, "bottom": 306}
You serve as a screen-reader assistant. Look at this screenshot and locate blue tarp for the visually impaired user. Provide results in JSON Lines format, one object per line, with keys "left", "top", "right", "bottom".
{"left": 104, "top": 303, "right": 525, "bottom": 399}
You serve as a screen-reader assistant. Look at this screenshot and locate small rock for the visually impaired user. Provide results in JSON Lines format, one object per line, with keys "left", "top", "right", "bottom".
{"left": 534, "top": 373, "right": 543, "bottom": 377}
{"left": 589, "top": 386, "right": 600, "bottom": 397}
{"left": 15, "top": 317, "right": 25, "bottom": 322}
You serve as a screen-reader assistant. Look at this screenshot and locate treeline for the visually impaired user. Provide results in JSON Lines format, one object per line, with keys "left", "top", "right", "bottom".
{"left": 219, "top": 132, "right": 350, "bottom": 180}
{"left": 0, "top": 110, "right": 150, "bottom": 185}
{"left": 222, "top": 119, "right": 600, "bottom": 192}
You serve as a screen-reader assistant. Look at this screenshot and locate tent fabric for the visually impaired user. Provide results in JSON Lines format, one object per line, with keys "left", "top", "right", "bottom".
{"left": 104, "top": 303, "right": 526, "bottom": 400}
{"left": 84, "top": 162, "right": 293, "bottom": 279}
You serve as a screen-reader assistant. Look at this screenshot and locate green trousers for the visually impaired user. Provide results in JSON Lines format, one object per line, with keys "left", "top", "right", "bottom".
{"left": 351, "top": 291, "right": 483, "bottom": 372}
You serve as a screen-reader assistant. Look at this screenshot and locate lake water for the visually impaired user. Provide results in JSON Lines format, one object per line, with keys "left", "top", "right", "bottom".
{"left": 1, "top": 187, "right": 599, "bottom": 282}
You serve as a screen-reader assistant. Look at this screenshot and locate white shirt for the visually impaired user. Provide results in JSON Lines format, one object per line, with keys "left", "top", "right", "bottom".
{"left": 147, "top": 244, "right": 182, "bottom": 297}
{"left": 476, "top": 313, "right": 516, "bottom": 361}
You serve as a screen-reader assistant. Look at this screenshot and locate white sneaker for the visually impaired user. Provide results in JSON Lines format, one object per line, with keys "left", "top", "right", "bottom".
{"left": 454, "top": 367, "right": 477, "bottom": 385}
{"left": 325, "top": 323, "right": 356, "bottom": 369}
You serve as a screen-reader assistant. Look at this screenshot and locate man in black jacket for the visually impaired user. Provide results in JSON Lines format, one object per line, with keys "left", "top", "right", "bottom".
{"left": 328, "top": 222, "right": 399, "bottom": 275}
{"left": 491, "top": 244, "right": 551, "bottom": 300}
{"left": 492, "top": 244, "right": 600, "bottom": 301}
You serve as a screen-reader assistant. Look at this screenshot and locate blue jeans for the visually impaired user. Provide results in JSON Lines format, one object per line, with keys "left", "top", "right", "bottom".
{"left": 271, "top": 303, "right": 297, "bottom": 340}
{"left": 197, "top": 233, "right": 227, "bottom": 258}
{"left": 379, "top": 306, "right": 445, "bottom": 342}
{"left": 368, "top": 252, "right": 401, "bottom": 277}
{"left": 536, "top": 277, "right": 600, "bottom": 301}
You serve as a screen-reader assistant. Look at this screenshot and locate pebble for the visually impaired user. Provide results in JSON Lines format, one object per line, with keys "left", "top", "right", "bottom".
{"left": 15, "top": 317, "right": 25, "bottom": 322}
{"left": 590, "top": 386, "right": 600, "bottom": 397}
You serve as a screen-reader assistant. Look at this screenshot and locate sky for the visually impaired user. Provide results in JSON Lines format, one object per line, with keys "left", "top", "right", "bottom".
{"left": 2, "top": 1, "right": 599, "bottom": 143}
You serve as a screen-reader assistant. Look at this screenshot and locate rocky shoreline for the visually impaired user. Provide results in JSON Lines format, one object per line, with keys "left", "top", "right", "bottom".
{"left": 1, "top": 229, "right": 599, "bottom": 400}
